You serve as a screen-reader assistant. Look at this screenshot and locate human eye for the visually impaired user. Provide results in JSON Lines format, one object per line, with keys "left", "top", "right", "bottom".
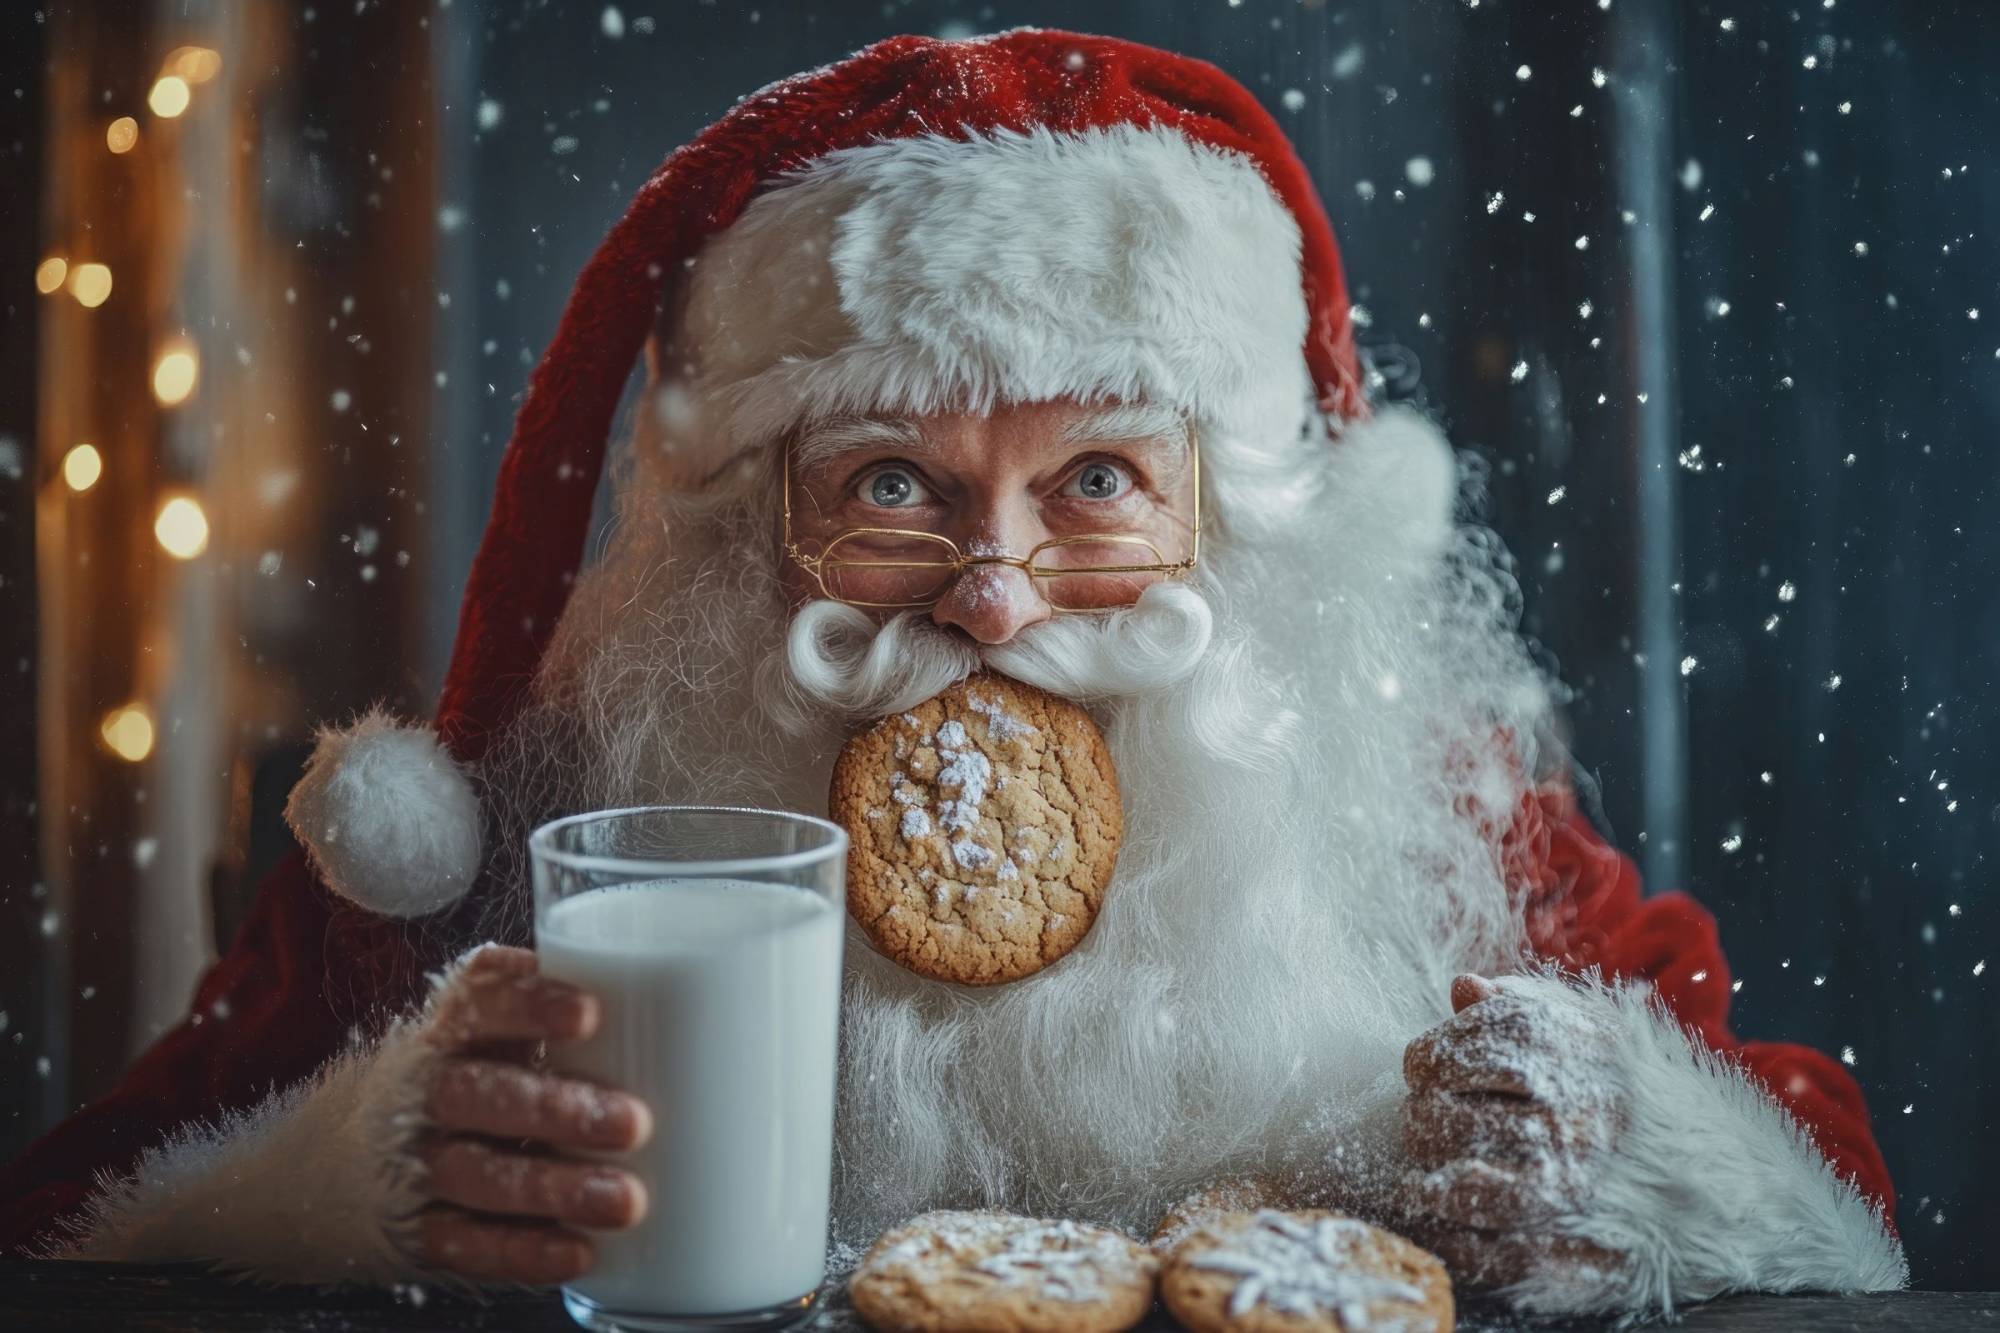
{"left": 1061, "top": 459, "right": 1134, "bottom": 503}
{"left": 853, "top": 465, "right": 932, "bottom": 509}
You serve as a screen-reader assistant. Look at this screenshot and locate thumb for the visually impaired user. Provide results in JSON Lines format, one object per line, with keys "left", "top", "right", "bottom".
{"left": 1450, "top": 973, "right": 1500, "bottom": 1013}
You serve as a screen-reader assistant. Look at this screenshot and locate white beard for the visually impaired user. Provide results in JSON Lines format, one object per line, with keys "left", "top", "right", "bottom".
{"left": 479, "top": 408, "right": 1558, "bottom": 1246}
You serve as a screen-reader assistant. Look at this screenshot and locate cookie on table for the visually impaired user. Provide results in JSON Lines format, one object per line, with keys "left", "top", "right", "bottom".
{"left": 1150, "top": 1177, "right": 1295, "bottom": 1254}
{"left": 830, "top": 672, "right": 1122, "bottom": 986}
{"left": 1160, "top": 1209, "right": 1453, "bottom": 1333}
{"left": 849, "top": 1209, "right": 1158, "bottom": 1333}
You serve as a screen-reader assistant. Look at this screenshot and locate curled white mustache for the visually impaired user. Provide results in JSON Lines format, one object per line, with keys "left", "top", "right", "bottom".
{"left": 770, "top": 582, "right": 1216, "bottom": 728}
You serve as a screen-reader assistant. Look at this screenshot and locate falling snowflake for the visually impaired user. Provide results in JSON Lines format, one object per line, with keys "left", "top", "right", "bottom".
{"left": 1404, "top": 156, "right": 1434, "bottom": 186}
{"left": 1680, "top": 655, "right": 1699, "bottom": 677}
{"left": 1547, "top": 486, "right": 1567, "bottom": 506}
{"left": 1777, "top": 580, "right": 1797, "bottom": 602}
{"left": 1840, "top": 1046, "right": 1856, "bottom": 1066}
{"left": 1510, "top": 360, "right": 1529, "bottom": 383}
{"left": 1281, "top": 89, "right": 1307, "bottom": 113}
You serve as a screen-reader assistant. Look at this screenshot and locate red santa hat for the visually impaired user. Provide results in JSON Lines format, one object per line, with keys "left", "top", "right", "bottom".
{"left": 286, "top": 27, "right": 1377, "bottom": 918}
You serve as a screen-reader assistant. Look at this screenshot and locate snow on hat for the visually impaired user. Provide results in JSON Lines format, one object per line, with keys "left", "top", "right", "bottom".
{"left": 288, "top": 27, "right": 1366, "bottom": 918}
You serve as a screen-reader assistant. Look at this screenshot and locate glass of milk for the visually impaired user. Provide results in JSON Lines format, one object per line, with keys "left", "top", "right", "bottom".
{"left": 531, "top": 806, "right": 848, "bottom": 1332}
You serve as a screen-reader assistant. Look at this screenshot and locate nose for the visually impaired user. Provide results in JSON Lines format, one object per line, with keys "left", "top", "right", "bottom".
{"left": 930, "top": 543, "right": 1053, "bottom": 646}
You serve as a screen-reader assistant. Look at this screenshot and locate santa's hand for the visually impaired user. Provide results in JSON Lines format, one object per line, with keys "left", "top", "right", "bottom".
{"left": 1399, "top": 973, "right": 1627, "bottom": 1290}
{"left": 415, "top": 945, "right": 651, "bottom": 1284}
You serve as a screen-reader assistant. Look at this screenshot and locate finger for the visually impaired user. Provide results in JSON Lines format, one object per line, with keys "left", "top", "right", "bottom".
{"left": 1402, "top": 1089, "right": 1563, "bottom": 1170}
{"left": 1410, "top": 1159, "right": 1562, "bottom": 1232}
{"left": 428, "top": 972, "right": 600, "bottom": 1050}
{"left": 1422, "top": 1222, "right": 1623, "bottom": 1292}
{"left": 460, "top": 944, "right": 540, "bottom": 978}
{"left": 1422, "top": 1222, "right": 1517, "bottom": 1290}
{"left": 418, "top": 1206, "right": 593, "bottom": 1285}
{"left": 423, "top": 1138, "right": 648, "bottom": 1229}
{"left": 1451, "top": 973, "right": 1500, "bottom": 1013}
{"left": 428, "top": 1059, "right": 652, "bottom": 1151}
{"left": 1402, "top": 1015, "right": 1534, "bottom": 1097}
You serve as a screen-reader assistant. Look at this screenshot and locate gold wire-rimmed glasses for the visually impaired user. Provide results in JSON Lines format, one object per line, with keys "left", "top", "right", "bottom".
{"left": 781, "top": 438, "right": 1201, "bottom": 612}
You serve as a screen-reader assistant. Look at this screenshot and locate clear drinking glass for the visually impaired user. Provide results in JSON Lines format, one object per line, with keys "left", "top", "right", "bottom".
{"left": 531, "top": 806, "right": 848, "bottom": 1333}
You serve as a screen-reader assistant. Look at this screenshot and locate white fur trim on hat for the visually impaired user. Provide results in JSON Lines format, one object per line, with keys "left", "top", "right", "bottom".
{"left": 283, "top": 706, "right": 482, "bottom": 918}
{"left": 643, "top": 122, "right": 1314, "bottom": 487}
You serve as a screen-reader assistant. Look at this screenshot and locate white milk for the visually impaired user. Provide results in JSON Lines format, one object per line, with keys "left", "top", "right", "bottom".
{"left": 538, "top": 878, "right": 843, "bottom": 1316}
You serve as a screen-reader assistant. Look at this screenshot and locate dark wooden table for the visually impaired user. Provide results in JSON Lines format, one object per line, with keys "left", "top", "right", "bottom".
{"left": 2, "top": 1260, "right": 1994, "bottom": 1331}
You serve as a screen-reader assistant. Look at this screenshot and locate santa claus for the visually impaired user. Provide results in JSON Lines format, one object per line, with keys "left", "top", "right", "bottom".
{"left": 1, "top": 29, "right": 1901, "bottom": 1317}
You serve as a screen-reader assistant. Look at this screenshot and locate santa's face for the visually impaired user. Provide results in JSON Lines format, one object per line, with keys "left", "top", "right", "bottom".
{"left": 777, "top": 398, "right": 1199, "bottom": 644}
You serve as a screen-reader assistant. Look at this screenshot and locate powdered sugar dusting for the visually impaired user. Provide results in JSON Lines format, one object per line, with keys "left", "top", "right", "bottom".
{"left": 865, "top": 1210, "right": 1154, "bottom": 1305}
{"left": 966, "top": 689, "right": 1038, "bottom": 742}
{"left": 1187, "top": 1211, "right": 1426, "bottom": 1325}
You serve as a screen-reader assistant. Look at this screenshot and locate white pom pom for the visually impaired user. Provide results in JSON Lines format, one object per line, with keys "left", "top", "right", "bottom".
{"left": 283, "top": 706, "right": 482, "bottom": 919}
{"left": 1324, "top": 405, "right": 1460, "bottom": 565}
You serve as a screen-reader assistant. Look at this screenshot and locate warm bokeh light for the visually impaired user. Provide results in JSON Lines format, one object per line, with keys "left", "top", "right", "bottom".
{"left": 62, "top": 444, "right": 103, "bottom": 493}
{"left": 34, "top": 256, "right": 67, "bottom": 294}
{"left": 154, "top": 496, "right": 211, "bottom": 559}
{"left": 165, "top": 46, "right": 222, "bottom": 84}
{"left": 106, "top": 116, "right": 139, "bottom": 153}
{"left": 148, "top": 75, "right": 191, "bottom": 118}
{"left": 152, "top": 342, "right": 199, "bottom": 405}
{"left": 100, "top": 705, "right": 155, "bottom": 763}
{"left": 69, "top": 262, "right": 113, "bottom": 308}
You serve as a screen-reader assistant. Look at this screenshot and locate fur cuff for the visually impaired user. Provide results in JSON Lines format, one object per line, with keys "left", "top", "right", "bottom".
{"left": 68, "top": 1018, "right": 439, "bottom": 1283}
{"left": 1505, "top": 976, "right": 1907, "bottom": 1314}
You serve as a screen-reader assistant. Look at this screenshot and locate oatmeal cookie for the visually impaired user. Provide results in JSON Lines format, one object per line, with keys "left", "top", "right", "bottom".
{"left": 830, "top": 672, "right": 1122, "bottom": 985}
{"left": 849, "top": 1209, "right": 1158, "bottom": 1333}
{"left": 1160, "top": 1209, "right": 1452, "bottom": 1333}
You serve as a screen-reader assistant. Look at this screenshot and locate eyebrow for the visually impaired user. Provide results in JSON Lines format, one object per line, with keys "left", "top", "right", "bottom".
{"left": 791, "top": 403, "right": 1193, "bottom": 483}
{"left": 1061, "top": 403, "right": 1189, "bottom": 448}
{"left": 791, "top": 416, "right": 928, "bottom": 475}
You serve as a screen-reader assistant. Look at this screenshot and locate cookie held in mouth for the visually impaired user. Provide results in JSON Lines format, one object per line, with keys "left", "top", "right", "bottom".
{"left": 829, "top": 672, "right": 1122, "bottom": 985}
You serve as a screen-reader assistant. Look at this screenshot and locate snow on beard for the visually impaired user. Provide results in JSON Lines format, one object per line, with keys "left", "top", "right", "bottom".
{"left": 477, "top": 408, "right": 1558, "bottom": 1244}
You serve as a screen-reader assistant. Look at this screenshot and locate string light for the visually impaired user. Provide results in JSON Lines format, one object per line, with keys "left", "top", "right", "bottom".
{"left": 100, "top": 705, "right": 156, "bottom": 763}
{"left": 148, "top": 75, "right": 191, "bottom": 119}
{"left": 62, "top": 444, "right": 103, "bottom": 492}
{"left": 69, "top": 262, "right": 113, "bottom": 308}
{"left": 106, "top": 116, "right": 139, "bottom": 153}
{"left": 34, "top": 256, "right": 67, "bottom": 294}
{"left": 152, "top": 341, "right": 198, "bottom": 405}
{"left": 155, "top": 496, "right": 210, "bottom": 559}
{"left": 164, "top": 47, "right": 222, "bottom": 84}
